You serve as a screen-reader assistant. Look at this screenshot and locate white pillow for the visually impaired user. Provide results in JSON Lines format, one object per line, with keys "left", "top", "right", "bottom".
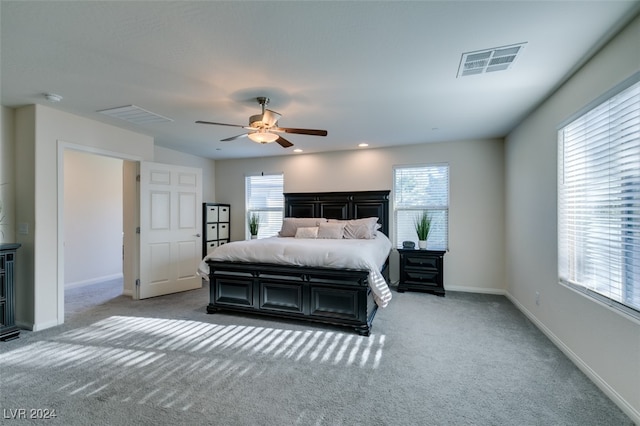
{"left": 330, "top": 217, "right": 379, "bottom": 239}
{"left": 317, "top": 222, "right": 345, "bottom": 239}
{"left": 278, "top": 217, "right": 327, "bottom": 237}
{"left": 295, "top": 226, "right": 319, "bottom": 239}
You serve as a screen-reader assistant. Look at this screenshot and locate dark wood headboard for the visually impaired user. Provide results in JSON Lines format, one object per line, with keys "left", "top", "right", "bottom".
{"left": 283, "top": 190, "right": 390, "bottom": 237}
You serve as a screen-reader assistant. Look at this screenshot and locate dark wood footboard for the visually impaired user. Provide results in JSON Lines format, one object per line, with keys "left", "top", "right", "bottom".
{"left": 206, "top": 260, "right": 378, "bottom": 336}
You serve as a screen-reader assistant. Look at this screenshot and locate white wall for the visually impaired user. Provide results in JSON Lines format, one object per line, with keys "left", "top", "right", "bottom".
{"left": 214, "top": 139, "right": 505, "bottom": 292}
{"left": 505, "top": 14, "right": 640, "bottom": 422}
{"left": 63, "top": 150, "right": 123, "bottom": 287}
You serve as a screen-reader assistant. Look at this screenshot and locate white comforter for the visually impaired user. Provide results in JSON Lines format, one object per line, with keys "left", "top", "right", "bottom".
{"left": 198, "top": 233, "right": 393, "bottom": 308}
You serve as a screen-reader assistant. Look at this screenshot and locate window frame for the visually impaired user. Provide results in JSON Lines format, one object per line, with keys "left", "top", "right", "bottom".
{"left": 392, "top": 163, "right": 450, "bottom": 250}
{"left": 245, "top": 173, "right": 284, "bottom": 239}
{"left": 557, "top": 72, "right": 640, "bottom": 321}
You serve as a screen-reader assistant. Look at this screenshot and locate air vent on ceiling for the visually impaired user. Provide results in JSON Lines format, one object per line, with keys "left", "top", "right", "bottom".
{"left": 98, "top": 105, "right": 173, "bottom": 124}
{"left": 457, "top": 42, "right": 527, "bottom": 77}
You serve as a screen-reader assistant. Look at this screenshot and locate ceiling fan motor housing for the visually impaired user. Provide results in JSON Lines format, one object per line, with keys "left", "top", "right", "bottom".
{"left": 249, "top": 114, "right": 268, "bottom": 129}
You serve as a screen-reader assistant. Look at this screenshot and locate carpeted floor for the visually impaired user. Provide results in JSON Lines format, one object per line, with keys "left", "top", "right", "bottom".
{"left": 64, "top": 278, "right": 124, "bottom": 321}
{"left": 0, "top": 280, "right": 632, "bottom": 425}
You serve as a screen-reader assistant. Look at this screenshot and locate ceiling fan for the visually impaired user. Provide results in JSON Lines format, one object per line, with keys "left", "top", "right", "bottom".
{"left": 196, "top": 97, "right": 328, "bottom": 148}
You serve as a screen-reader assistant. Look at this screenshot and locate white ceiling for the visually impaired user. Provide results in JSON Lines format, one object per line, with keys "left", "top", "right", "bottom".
{"left": 2, "top": 1, "right": 639, "bottom": 160}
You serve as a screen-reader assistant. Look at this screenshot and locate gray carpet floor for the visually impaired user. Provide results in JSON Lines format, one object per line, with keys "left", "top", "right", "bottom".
{"left": 0, "top": 280, "right": 632, "bottom": 425}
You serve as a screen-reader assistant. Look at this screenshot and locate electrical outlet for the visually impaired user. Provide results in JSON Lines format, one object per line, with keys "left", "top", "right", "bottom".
{"left": 535, "top": 291, "right": 540, "bottom": 306}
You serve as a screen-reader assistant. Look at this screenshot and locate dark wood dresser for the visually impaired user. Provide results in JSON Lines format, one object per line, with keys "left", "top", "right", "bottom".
{"left": 397, "top": 249, "right": 446, "bottom": 296}
{"left": 1, "top": 243, "right": 21, "bottom": 341}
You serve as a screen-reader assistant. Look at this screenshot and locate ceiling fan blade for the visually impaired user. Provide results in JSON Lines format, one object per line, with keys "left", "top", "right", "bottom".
{"left": 262, "top": 109, "right": 282, "bottom": 127}
{"left": 221, "top": 133, "right": 249, "bottom": 142}
{"left": 196, "top": 120, "right": 252, "bottom": 130}
{"left": 275, "top": 127, "right": 328, "bottom": 136}
{"left": 276, "top": 136, "right": 294, "bottom": 148}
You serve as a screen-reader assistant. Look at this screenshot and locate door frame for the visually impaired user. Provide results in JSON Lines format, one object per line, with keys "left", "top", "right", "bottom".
{"left": 56, "top": 140, "right": 143, "bottom": 325}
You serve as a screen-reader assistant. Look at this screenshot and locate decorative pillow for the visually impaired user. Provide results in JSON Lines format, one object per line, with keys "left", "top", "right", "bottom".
{"left": 330, "top": 217, "right": 379, "bottom": 239}
{"left": 294, "top": 226, "right": 319, "bottom": 239}
{"left": 278, "top": 218, "right": 327, "bottom": 237}
{"left": 317, "top": 222, "right": 346, "bottom": 239}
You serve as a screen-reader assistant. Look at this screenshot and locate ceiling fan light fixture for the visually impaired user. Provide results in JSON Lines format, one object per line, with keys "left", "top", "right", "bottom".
{"left": 248, "top": 131, "right": 279, "bottom": 144}
{"left": 196, "top": 96, "right": 326, "bottom": 148}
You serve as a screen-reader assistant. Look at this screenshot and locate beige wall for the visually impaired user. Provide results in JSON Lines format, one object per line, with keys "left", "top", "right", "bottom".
{"left": 7, "top": 105, "right": 219, "bottom": 330}
{"left": 154, "top": 145, "right": 216, "bottom": 201}
{"left": 63, "top": 150, "right": 123, "bottom": 287}
{"left": 1, "top": 106, "right": 16, "bottom": 243}
{"left": 14, "top": 104, "right": 154, "bottom": 330}
{"left": 505, "top": 14, "right": 640, "bottom": 422}
{"left": 14, "top": 106, "right": 37, "bottom": 330}
{"left": 214, "top": 139, "right": 506, "bottom": 291}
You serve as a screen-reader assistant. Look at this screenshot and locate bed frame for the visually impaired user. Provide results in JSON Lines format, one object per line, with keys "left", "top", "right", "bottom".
{"left": 206, "top": 190, "right": 390, "bottom": 336}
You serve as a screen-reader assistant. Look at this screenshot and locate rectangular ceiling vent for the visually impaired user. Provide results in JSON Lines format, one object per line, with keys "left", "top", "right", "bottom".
{"left": 457, "top": 42, "right": 527, "bottom": 77}
{"left": 98, "top": 105, "right": 173, "bottom": 124}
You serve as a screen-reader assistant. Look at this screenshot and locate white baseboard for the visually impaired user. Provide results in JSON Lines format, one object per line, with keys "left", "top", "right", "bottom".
{"left": 444, "top": 285, "right": 506, "bottom": 295}
{"left": 505, "top": 292, "right": 640, "bottom": 425}
{"left": 65, "top": 273, "right": 123, "bottom": 289}
{"left": 17, "top": 318, "right": 61, "bottom": 332}
{"left": 391, "top": 281, "right": 507, "bottom": 296}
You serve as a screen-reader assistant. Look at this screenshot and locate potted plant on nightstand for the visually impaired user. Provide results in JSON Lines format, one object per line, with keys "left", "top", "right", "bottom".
{"left": 248, "top": 213, "right": 260, "bottom": 239}
{"left": 414, "top": 210, "right": 431, "bottom": 249}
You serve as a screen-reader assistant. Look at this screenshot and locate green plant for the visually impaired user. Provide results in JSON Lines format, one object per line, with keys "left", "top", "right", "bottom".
{"left": 414, "top": 210, "right": 432, "bottom": 241}
{"left": 248, "top": 212, "right": 260, "bottom": 236}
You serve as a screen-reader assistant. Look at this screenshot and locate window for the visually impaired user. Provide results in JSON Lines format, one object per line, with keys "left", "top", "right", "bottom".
{"left": 245, "top": 173, "right": 284, "bottom": 239}
{"left": 393, "top": 164, "right": 449, "bottom": 250}
{"left": 558, "top": 76, "right": 640, "bottom": 317}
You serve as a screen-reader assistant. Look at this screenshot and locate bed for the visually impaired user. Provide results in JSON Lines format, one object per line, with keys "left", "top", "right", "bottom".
{"left": 198, "top": 190, "right": 391, "bottom": 336}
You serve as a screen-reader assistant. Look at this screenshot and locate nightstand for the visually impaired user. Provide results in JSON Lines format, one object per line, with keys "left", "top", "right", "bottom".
{"left": 1, "top": 243, "right": 21, "bottom": 341}
{"left": 397, "top": 249, "right": 446, "bottom": 296}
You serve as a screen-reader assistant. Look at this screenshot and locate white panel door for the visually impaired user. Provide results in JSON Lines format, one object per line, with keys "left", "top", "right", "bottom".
{"left": 139, "top": 162, "right": 202, "bottom": 299}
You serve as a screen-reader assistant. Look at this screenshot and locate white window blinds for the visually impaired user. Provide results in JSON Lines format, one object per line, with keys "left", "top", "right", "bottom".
{"left": 245, "top": 173, "right": 284, "bottom": 239}
{"left": 558, "top": 78, "right": 640, "bottom": 316}
{"left": 393, "top": 164, "right": 449, "bottom": 249}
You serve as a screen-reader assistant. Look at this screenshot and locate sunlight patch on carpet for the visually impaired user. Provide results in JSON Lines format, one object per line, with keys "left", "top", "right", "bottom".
{"left": 55, "top": 315, "right": 386, "bottom": 368}
{"left": 0, "top": 316, "right": 387, "bottom": 412}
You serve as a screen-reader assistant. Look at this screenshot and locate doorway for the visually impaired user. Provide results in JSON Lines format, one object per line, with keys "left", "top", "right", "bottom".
{"left": 62, "top": 150, "right": 125, "bottom": 319}
{"left": 57, "top": 143, "right": 202, "bottom": 324}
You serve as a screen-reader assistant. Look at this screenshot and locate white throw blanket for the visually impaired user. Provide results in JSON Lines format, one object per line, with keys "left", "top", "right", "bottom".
{"left": 198, "top": 234, "right": 393, "bottom": 308}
